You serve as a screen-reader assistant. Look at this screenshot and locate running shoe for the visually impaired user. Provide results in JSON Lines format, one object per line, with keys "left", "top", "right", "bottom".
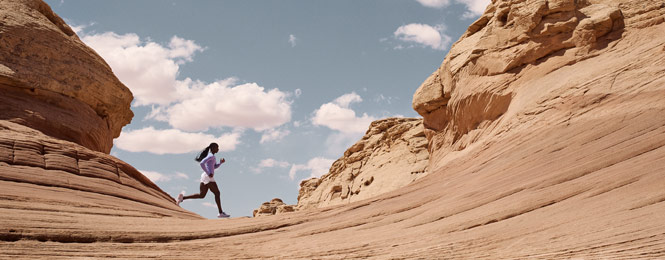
{"left": 176, "top": 193, "right": 184, "bottom": 206}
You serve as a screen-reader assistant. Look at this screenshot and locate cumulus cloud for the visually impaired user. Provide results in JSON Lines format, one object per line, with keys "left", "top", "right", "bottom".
{"left": 260, "top": 158, "right": 291, "bottom": 168}
{"left": 251, "top": 158, "right": 290, "bottom": 173}
{"left": 141, "top": 170, "right": 169, "bottom": 182}
{"left": 202, "top": 202, "right": 217, "bottom": 208}
{"left": 416, "top": 0, "right": 451, "bottom": 8}
{"left": 393, "top": 23, "right": 452, "bottom": 51}
{"left": 456, "top": 0, "right": 490, "bottom": 16}
{"left": 80, "top": 32, "right": 203, "bottom": 106}
{"left": 78, "top": 29, "right": 293, "bottom": 134}
{"left": 175, "top": 172, "right": 189, "bottom": 179}
{"left": 260, "top": 128, "right": 290, "bottom": 144}
{"left": 289, "top": 34, "right": 297, "bottom": 47}
{"left": 141, "top": 170, "right": 189, "bottom": 182}
{"left": 312, "top": 92, "right": 376, "bottom": 134}
{"left": 288, "top": 157, "right": 335, "bottom": 180}
{"left": 165, "top": 79, "right": 292, "bottom": 132}
{"left": 115, "top": 127, "right": 241, "bottom": 154}
{"left": 416, "top": 0, "right": 489, "bottom": 17}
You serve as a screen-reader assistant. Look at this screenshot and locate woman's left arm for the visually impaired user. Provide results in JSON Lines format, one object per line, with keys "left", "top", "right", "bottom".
{"left": 214, "top": 157, "right": 224, "bottom": 169}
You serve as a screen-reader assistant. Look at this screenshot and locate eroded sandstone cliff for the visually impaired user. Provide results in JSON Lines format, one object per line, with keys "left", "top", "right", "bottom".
{"left": 0, "top": 0, "right": 197, "bottom": 243}
{"left": 253, "top": 117, "right": 429, "bottom": 216}
{"left": 0, "top": 0, "right": 133, "bottom": 153}
{"left": 1, "top": 0, "right": 665, "bottom": 259}
{"left": 297, "top": 117, "right": 429, "bottom": 209}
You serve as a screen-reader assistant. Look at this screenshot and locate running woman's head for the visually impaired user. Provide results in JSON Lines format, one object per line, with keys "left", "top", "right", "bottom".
{"left": 195, "top": 143, "right": 219, "bottom": 162}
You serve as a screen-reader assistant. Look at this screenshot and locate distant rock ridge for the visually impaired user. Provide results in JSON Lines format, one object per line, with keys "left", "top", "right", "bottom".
{"left": 296, "top": 117, "right": 429, "bottom": 210}
{"left": 253, "top": 198, "right": 295, "bottom": 217}
{"left": 0, "top": 0, "right": 133, "bottom": 153}
{"left": 252, "top": 117, "right": 428, "bottom": 216}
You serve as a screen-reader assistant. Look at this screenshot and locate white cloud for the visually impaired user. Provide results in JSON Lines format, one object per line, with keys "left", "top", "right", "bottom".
{"left": 260, "top": 128, "right": 290, "bottom": 144}
{"left": 289, "top": 34, "right": 297, "bottom": 47}
{"left": 141, "top": 170, "right": 190, "bottom": 182}
{"left": 457, "top": 0, "right": 490, "bottom": 16}
{"left": 79, "top": 32, "right": 203, "bottom": 106}
{"left": 141, "top": 170, "right": 170, "bottom": 182}
{"left": 115, "top": 127, "right": 241, "bottom": 154}
{"left": 202, "top": 202, "right": 217, "bottom": 208}
{"left": 78, "top": 28, "right": 293, "bottom": 133}
{"left": 288, "top": 157, "right": 335, "bottom": 180}
{"left": 259, "top": 158, "right": 291, "bottom": 168}
{"left": 333, "top": 93, "right": 362, "bottom": 108}
{"left": 416, "top": 0, "right": 450, "bottom": 8}
{"left": 166, "top": 79, "right": 292, "bottom": 132}
{"left": 416, "top": 0, "right": 489, "bottom": 17}
{"left": 312, "top": 92, "right": 376, "bottom": 134}
{"left": 252, "top": 158, "right": 291, "bottom": 173}
{"left": 394, "top": 23, "right": 452, "bottom": 51}
{"left": 175, "top": 172, "right": 190, "bottom": 179}
{"left": 374, "top": 94, "right": 396, "bottom": 104}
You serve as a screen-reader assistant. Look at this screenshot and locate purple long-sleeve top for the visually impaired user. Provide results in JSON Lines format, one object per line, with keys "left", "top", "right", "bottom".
{"left": 200, "top": 154, "right": 221, "bottom": 176}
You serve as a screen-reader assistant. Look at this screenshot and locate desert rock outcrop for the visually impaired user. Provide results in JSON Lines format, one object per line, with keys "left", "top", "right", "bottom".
{"left": 2, "top": 0, "right": 665, "bottom": 259}
{"left": 297, "top": 117, "right": 428, "bottom": 209}
{"left": 0, "top": 0, "right": 133, "bottom": 153}
{"left": 253, "top": 198, "right": 295, "bottom": 217}
{"left": 0, "top": 0, "right": 196, "bottom": 243}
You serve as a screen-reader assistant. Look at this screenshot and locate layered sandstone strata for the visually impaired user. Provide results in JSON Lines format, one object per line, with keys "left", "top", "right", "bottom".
{"left": 0, "top": 0, "right": 133, "bottom": 153}
{"left": 1, "top": 0, "right": 665, "bottom": 259}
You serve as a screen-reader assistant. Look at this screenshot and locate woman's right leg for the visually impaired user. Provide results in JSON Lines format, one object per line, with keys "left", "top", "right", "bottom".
{"left": 183, "top": 182, "right": 209, "bottom": 200}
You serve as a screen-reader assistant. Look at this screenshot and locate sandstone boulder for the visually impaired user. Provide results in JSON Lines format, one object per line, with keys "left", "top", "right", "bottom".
{"left": 0, "top": 0, "right": 133, "bottom": 153}
{"left": 253, "top": 198, "right": 295, "bottom": 217}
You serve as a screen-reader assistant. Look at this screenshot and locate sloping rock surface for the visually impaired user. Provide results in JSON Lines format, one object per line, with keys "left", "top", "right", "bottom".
{"left": 1, "top": 0, "right": 665, "bottom": 259}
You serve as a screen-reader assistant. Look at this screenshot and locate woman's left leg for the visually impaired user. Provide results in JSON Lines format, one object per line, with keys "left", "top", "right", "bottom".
{"left": 207, "top": 182, "right": 223, "bottom": 214}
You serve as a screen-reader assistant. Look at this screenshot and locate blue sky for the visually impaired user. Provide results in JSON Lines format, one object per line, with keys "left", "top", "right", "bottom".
{"left": 45, "top": 0, "right": 488, "bottom": 218}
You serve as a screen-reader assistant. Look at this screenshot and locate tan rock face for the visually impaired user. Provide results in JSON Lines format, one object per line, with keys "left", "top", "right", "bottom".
{"left": 253, "top": 198, "right": 295, "bottom": 217}
{"left": 297, "top": 118, "right": 429, "bottom": 209}
{"left": 0, "top": 0, "right": 133, "bottom": 153}
{"left": 413, "top": 0, "right": 664, "bottom": 168}
{"left": 0, "top": 121, "right": 199, "bottom": 224}
{"left": 2, "top": 0, "right": 665, "bottom": 259}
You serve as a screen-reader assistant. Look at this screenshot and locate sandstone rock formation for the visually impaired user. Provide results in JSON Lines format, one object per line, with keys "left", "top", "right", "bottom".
{"left": 297, "top": 117, "right": 429, "bottom": 209}
{"left": 2, "top": 0, "right": 665, "bottom": 259}
{"left": 0, "top": 0, "right": 133, "bottom": 153}
{"left": 253, "top": 198, "right": 295, "bottom": 217}
{"left": 254, "top": 118, "right": 428, "bottom": 216}
{"left": 0, "top": 0, "right": 197, "bottom": 243}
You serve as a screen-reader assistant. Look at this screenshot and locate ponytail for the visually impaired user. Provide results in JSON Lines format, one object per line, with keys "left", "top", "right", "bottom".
{"left": 195, "top": 142, "right": 218, "bottom": 162}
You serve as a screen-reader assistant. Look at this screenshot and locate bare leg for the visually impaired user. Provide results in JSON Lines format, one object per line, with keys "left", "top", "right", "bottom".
{"left": 183, "top": 182, "right": 209, "bottom": 200}
{"left": 208, "top": 182, "right": 223, "bottom": 214}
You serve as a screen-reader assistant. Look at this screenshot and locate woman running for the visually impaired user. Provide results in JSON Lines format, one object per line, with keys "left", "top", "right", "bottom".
{"left": 177, "top": 142, "right": 230, "bottom": 218}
